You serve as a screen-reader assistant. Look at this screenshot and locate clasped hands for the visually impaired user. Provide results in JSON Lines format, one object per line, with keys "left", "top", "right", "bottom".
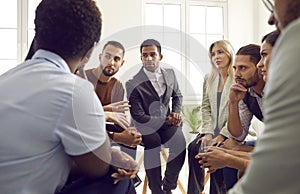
{"left": 167, "top": 112, "right": 182, "bottom": 126}
{"left": 114, "top": 127, "right": 142, "bottom": 148}
{"left": 195, "top": 137, "right": 245, "bottom": 173}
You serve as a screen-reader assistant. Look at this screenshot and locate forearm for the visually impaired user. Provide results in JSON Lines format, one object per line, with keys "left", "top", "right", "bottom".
{"left": 225, "top": 149, "right": 251, "bottom": 160}
{"left": 103, "top": 105, "right": 112, "bottom": 112}
{"left": 234, "top": 145, "right": 254, "bottom": 152}
{"left": 228, "top": 101, "right": 243, "bottom": 137}
{"left": 225, "top": 153, "right": 248, "bottom": 171}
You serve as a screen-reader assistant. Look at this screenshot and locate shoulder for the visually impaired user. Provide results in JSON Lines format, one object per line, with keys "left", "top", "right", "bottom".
{"left": 126, "top": 68, "right": 145, "bottom": 85}
{"left": 161, "top": 67, "right": 175, "bottom": 74}
{"left": 110, "top": 77, "right": 124, "bottom": 89}
{"left": 85, "top": 68, "right": 97, "bottom": 82}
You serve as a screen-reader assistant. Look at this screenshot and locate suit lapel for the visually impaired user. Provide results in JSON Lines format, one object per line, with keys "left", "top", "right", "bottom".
{"left": 136, "top": 68, "right": 160, "bottom": 99}
{"left": 219, "top": 77, "right": 233, "bottom": 113}
{"left": 210, "top": 75, "right": 219, "bottom": 112}
{"left": 161, "top": 68, "right": 170, "bottom": 102}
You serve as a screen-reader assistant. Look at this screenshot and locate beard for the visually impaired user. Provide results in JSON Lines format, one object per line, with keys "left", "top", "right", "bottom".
{"left": 243, "top": 71, "right": 260, "bottom": 88}
{"left": 102, "top": 67, "right": 118, "bottom": 77}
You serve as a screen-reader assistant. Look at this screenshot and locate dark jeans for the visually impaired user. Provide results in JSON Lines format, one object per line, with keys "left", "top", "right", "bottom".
{"left": 187, "top": 134, "right": 238, "bottom": 194}
{"left": 141, "top": 124, "right": 186, "bottom": 194}
{"left": 56, "top": 167, "right": 136, "bottom": 194}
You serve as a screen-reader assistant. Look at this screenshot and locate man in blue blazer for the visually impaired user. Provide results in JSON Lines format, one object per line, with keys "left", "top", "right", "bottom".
{"left": 126, "top": 39, "right": 186, "bottom": 194}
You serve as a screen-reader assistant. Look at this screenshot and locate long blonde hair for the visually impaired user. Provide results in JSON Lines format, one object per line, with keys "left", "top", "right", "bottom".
{"left": 206, "top": 40, "right": 235, "bottom": 93}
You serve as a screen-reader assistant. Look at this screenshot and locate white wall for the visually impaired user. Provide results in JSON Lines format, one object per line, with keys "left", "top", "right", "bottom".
{"left": 227, "top": 0, "right": 275, "bottom": 51}
{"left": 96, "top": 0, "right": 143, "bottom": 40}
{"left": 92, "top": 0, "right": 275, "bottom": 65}
{"left": 87, "top": 0, "right": 144, "bottom": 81}
{"left": 90, "top": 0, "right": 276, "bottom": 103}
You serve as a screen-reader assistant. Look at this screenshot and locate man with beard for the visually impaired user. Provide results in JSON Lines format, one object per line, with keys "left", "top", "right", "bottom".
{"left": 84, "top": 41, "right": 142, "bottom": 158}
{"left": 228, "top": 1, "right": 300, "bottom": 193}
{"left": 85, "top": 41, "right": 128, "bottom": 111}
{"left": 126, "top": 39, "right": 186, "bottom": 194}
{"left": 226, "top": 44, "right": 264, "bottom": 148}
{"left": 0, "top": 0, "right": 138, "bottom": 193}
{"left": 199, "top": 44, "right": 264, "bottom": 191}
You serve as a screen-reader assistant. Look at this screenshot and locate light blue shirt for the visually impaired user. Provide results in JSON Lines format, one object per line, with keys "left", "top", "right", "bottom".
{"left": 0, "top": 50, "right": 106, "bottom": 194}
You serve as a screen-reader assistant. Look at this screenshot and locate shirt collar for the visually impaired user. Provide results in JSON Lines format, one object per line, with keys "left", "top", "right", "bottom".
{"left": 143, "top": 67, "right": 162, "bottom": 77}
{"left": 32, "top": 49, "right": 71, "bottom": 73}
{"left": 248, "top": 87, "right": 264, "bottom": 97}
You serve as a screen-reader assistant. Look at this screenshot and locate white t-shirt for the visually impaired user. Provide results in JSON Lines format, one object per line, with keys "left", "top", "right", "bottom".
{"left": 0, "top": 50, "right": 106, "bottom": 194}
{"left": 229, "top": 18, "right": 300, "bottom": 194}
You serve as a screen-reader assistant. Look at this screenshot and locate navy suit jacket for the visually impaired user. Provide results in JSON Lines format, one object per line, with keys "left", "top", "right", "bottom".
{"left": 126, "top": 67, "right": 183, "bottom": 130}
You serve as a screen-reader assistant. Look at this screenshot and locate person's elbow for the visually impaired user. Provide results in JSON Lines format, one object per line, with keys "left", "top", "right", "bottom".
{"left": 71, "top": 139, "right": 112, "bottom": 178}
{"left": 229, "top": 129, "right": 243, "bottom": 138}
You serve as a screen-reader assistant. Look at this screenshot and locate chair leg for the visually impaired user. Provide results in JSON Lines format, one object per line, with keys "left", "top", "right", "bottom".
{"left": 177, "top": 179, "right": 187, "bottom": 194}
{"left": 201, "top": 171, "right": 210, "bottom": 194}
{"left": 142, "top": 175, "right": 148, "bottom": 194}
{"left": 204, "top": 172, "right": 210, "bottom": 186}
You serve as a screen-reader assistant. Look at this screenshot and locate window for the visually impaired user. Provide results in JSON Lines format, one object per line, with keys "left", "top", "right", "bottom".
{"left": 144, "top": 0, "right": 227, "bottom": 104}
{"left": 0, "top": 0, "right": 41, "bottom": 75}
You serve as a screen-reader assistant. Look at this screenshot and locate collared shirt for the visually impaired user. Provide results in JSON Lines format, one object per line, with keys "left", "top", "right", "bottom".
{"left": 0, "top": 49, "right": 106, "bottom": 194}
{"left": 231, "top": 88, "right": 264, "bottom": 141}
{"left": 143, "top": 67, "right": 166, "bottom": 97}
{"left": 229, "top": 17, "right": 300, "bottom": 194}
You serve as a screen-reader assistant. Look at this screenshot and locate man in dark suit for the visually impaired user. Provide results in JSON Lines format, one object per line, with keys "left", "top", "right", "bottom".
{"left": 126, "top": 39, "right": 186, "bottom": 194}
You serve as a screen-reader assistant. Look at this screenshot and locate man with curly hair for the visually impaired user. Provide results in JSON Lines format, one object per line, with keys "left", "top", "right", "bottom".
{"left": 0, "top": 0, "right": 138, "bottom": 194}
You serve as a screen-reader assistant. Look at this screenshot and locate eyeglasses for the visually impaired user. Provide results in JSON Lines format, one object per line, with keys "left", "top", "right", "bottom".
{"left": 262, "top": 0, "right": 274, "bottom": 12}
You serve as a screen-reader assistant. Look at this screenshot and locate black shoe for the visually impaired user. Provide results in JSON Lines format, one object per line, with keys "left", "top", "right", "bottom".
{"left": 163, "top": 190, "right": 172, "bottom": 194}
{"left": 132, "top": 175, "right": 142, "bottom": 187}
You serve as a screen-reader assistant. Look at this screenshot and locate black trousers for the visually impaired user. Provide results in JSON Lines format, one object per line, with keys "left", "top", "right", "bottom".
{"left": 187, "top": 134, "right": 238, "bottom": 194}
{"left": 141, "top": 123, "right": 186, "bottom": 194}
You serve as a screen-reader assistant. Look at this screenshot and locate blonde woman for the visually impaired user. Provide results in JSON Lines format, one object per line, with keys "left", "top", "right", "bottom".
{"left": 187, "top": 40, "right": 235, "bottom": 194}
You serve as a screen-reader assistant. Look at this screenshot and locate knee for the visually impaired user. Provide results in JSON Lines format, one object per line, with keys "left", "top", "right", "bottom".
{"left": 188, "top": 139, "right": 200, "bottom": 156}
{"left": 142, "top": 134, "right": 161, "bottom": 149}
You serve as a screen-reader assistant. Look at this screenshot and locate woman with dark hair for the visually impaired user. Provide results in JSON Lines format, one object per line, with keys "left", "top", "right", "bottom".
{"left": 257, "top": 30, "right": 280, "bottom": 81}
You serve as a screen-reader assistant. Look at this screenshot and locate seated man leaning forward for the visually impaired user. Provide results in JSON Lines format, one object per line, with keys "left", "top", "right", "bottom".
{"left": 126, "top": 39, "right": 186, "bottom": 194}
{"left": 224, "top": 44, "right": 265, "bottom": 152}
{"left": 78, "top": 40, "right": 142, "bottom": 157}
{"left": 0, "top": 0, "right": 138, "bottom": 194}
{"left": 197, "top": 31, "right": 280, "bottom": 176}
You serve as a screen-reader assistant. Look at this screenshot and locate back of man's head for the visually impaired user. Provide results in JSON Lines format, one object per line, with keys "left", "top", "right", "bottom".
{"left": 236, "top": 44, "right": 261, "bottom": 66}
{"left": 34, "top": 0, "right": 102, "bottom": 61}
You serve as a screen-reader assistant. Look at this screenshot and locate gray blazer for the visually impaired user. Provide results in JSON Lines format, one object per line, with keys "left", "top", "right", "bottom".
{"left": 126, "top": 67, "right": 182, "bottom": 129}
{"left": 200, "top": 74, "right": 233, "bottom": 137}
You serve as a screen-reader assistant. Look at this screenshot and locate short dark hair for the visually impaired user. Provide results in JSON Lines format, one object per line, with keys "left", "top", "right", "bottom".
{"left": 34, "top": 0, "right": 102, "bottom": 61}
{"left": 140, "top": 39, "right": 161, "bottom": 54}
{"left": 261, "top": 30, "right": 280, "bottom": 47}
{"left": 102, "top": 41, "right": 125, "bottom": 56}
{"left": 236, "top": 44, "right": 261, "bottom": 65}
